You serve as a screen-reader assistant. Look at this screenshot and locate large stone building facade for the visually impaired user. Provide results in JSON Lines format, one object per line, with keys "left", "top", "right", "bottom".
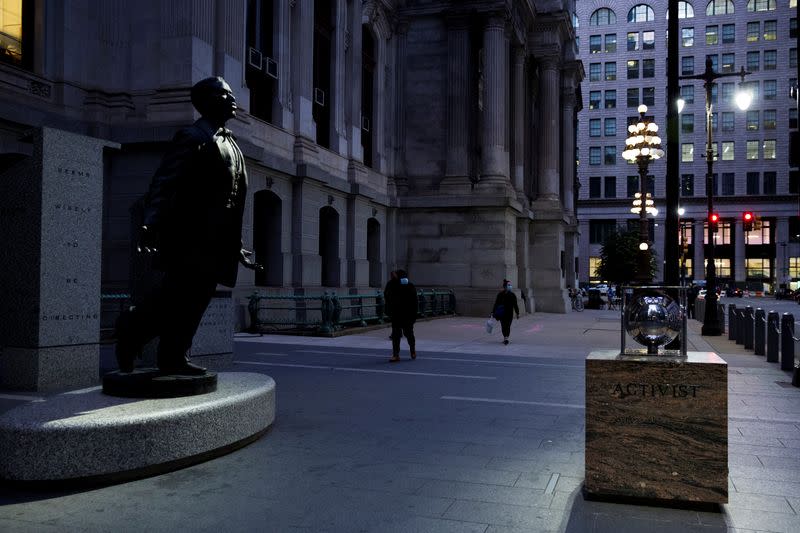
{"left": 576, "top": 1, "right": 799, "bottom": 292}
{"left": 0, "top": 0, "right": 582, "bottom": 322}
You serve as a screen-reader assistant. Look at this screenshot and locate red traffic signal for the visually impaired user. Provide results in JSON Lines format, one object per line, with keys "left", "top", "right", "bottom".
{"left": 743, "top": 211, "right": 754, "bottom": 231}
{"left": 709, "top": 213, "right": 720, "bottom": 233}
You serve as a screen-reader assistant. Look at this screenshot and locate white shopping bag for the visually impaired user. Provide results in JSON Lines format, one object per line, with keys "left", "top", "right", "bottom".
{"left": 486, "top": 316, "right": 497, "bottom": 334}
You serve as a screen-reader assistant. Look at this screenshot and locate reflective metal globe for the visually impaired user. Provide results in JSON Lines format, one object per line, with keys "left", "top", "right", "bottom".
{"left": 625, "top": 290, "right": 682, "bottom": 354}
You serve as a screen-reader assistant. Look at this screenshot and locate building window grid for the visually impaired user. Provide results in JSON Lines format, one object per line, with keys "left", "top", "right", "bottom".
{"left": 643, "top": 87, "right": 655, "bottom": 106}
{"left": 747, "top": 0, "right": 777, "bottom": 13}
{"left": 605, "top": 34, "right": 617, "bottom": 53}
{"left": 681, "top": 174, "right": 694, "bottom": 196}
{"left": 707, "top": 1, "right": 736, "bottom": 17}
{"left": 721, "top": 111, "right": 735, "bottom": 132}
{"left": 721, "top": 172, "right": 735, "bottom": 195}
{"left": 605, "top": 62, "right": 617, "bottom": 81}
{"left": 722, "top": 23, "right": 735, "bottom": 43}
{"left": 682, "top": 27, "right": 694, "bottom": 47}
{"left": 747, "top": 22, "right": 759, "bottom": 42}
{"left": 721, "top": 53, "right": 734, "bottom": 73}
{"left": 605, "top": 90, "right": 617, "bottom": 109}
{"left": 682, "top": 56, "right": 694, "bottom": 75}
{"left": 721, "top": 141, "right": 734, "bottom": 160}
{"left": 763, "top": 109, "right": 776, "bottom": 130}
{"left": 643, "top": 58, "right": 655, "bottom": 78}
{"left": 627, "top": 60, "right": 640, "bottom": 79}
{"left": 763, "top": 171, "right": 776, "bottom": 194}
{"left": 763, "top": 80, "right": 777, "bottom": 100}
{"left": 763, "top": 139, "right": 776, "bottom": 159}
{"left": 747, "top": 51, "right": 759, "bottom": 72}
{"left": 706, "top": 25, "right": 718, "bottom": 45}
{"left": 604, "top": 176, "right": 616, "bottom": 198}
{"left": 747, "top": 171, "right": 760, "bottom": 194}
{"left": 682, "top": 113, "right": 695, "bottom": 133}
{"left": 746, "top": 140, "right": 759, "bottom": 159}
{"left": 681, "top": 84, "right": 695, "bottom": 104}
{"left": 763, "top": 20, "right": 777, "bottom": 41}
{"left": 627, "top": 88, "right": 639, "bottom": 108}
{"left": 604, "top": 146, "right": 616, "bottom": 165}
{"left": 627, "top": 32, "right": 639, "bottom": 51}
{"left": 764, "top": 50, "right": 777, "bottom": 70}
{"left": 589, "top": 63, "right": 601, "bottom": 81}
{"left": 604, "top": 118, "right": 616, "bottom": 136}
{"left": 747, "top": 110, "right": 759, "bottom": 131}
{"left": 589, "top": 118, "right": 601, "bottom": 137}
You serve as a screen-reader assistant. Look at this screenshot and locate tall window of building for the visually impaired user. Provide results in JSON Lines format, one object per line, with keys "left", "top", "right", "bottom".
{"left": 643, "top": 59, "right": 655, "bottom": 78}
{"left": 245, "top": 0, "right": 276, "bottom": 124}
{"left": 745, "top": 259, "right": 770, "bottom": 279}
{"left": 627, "top": 88, "right": 639, "bottom": 107}
{"left": 747, "top": 22, "right": 760, "bottom": 42}
{"left": 764, "top": 50, "right": 777, "bottom": 70}
{"left": 643, "top": 87, "right": 655, "bottom": 106}
{"left": 747, "top": 51, "right": 759, "bottom": 71}
{"left": 589, "top": 118, "right": 601, "bottom": 137}
{"left": 643, "top": 31, "right": 655, "bottom": 49}
{"left": 710, "top": 173, "right": 719, "bottom": 196}
{"left": 313, "top": 0, "right": 334, "bottom": 149}
{"left": 682, "top": 113, "right": 695, "bottom": 133}
{"left": 763, "top": 20, "right": 777, "bottom": 40}
{"left": 790, "top": 18, "right": 797, "bottom": 39}
{"left": 590, "top": 35, "right": 602, "bottom": 53}
{"left": 681, "top": 84, "right": 695, "bottom": 104}
{"left": 605, "top": 62, "right": 617, "bottom": 81}
{"left": 789, "top": 108, "right": 798, "bottom": 129}
{"left": 710, "top": 84, "right": 718, "bottom": 104}
{"left": 604, "top": 146, "right": 616, "bottom": 165}
{"left": 747, "top": 172, "right": 760, "bottom": 194}
{"left": 682, "top": 27, "right": 694, "bottom": 47}
{"left": 0, "top": 0, "right": 32, "bottom": 69}
{"left": 743, "top": 80, "right": 760, "bottom": 101}
{"left": 604, "top": 118, "right": 617, "bottom": 136}
{"left": 682, "top": 56, "right": 694, "bottom": 75}
{"left": 721, "top": 173, "right": 735, "bottom": 195}
{"left": 589, "top": 176, "right": 601, "bottom": 197}
{"left": 746, "top": 140, "right": 759, "bottom": 159}
{"left": 589, "top": 147, "right": 601, "bottom": 165}
{"left": 706, "top": 54, "right": 719, "bottom": 73}
{"left": 722, "top": 23, "right": 735, "bottom": 43}
{"left": 763, "top": 139, "right": 776, "bottom": 159}
{"left": 604, "top": 176, "right": 617, "bottom": 198}
{"left": 589, "top": 91, "right": 601, "bottom": 109}
{"left": 627, "top": 32, "right": 639, "bottom": 51}
{"left": 589, "top": 220, "right": 618, "bottom": 244}
{"left": 748, "top": 219, "right": 771, "bottom": 245}
{"left": 705, "top": 25, "right": 719, "bottom": 45}
{"left": 605, "top": 34, "right": 617, "bottom": 52}
{"left": 747, "top": 110, "right": 759, "bottom": 131}
{"left": 747, "top": 0, "right": 776, "bottom": 12}
{"left": 721, "top": 111, "right": 735, "bottom": 132}
{"left": 763, "top": 80, "right": 777, "bottom": 100}
{"left": 710, "top": 111, "right": 719, "bottom": 131}
{"left": 681, "top": 174, "right": 695, "bottom": 196}
{"left": 627, "top": 175, "right": 639, "bottom": 197}
{"left": 677, "top": 1, "right": 695, "bottom": 18}
{"left": 762, "top": 109, "right": 778, "bottom": 130}
{"left": 682, "top": 143, "right": 694, "bottom": 162}
{"left": 791, "top": 49, "right": 798, "bottom": 69}
{"left": 589, "top": 63, "right": 601, "bottom": 81}
{"left": 721, "top": 141, "right": 734, "bottom": 160}
{"left": 763, "top": 171, "right": 776, "bottom": 194}
{"left": 707, "top": 0, "right": 736, "bottom": 16}
{"left": 589, "top": 257, "right": 602, "bottom": 279}
{"left": 721, "top": 82, "right": 734, "bottom": 103}
{"left": 721, "top": 53, "right": 734, "bottom": 73}
{"left": 590, "top": 8, "right": 617, "bottom": 26}
{"left": 628, "top": 5, "right": 655, "bottom": 23}
{"left": 627, "top": 60, "right": 640, "bottom": 79}
{"left": 605, "top": 90, "right": 617, "bottom": 109}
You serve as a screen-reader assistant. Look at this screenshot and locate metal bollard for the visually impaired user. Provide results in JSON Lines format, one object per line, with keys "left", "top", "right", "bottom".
{"left": 767, "top": 311, "right": 780, "bottom": 363}
{"left": 728, "top": 304, "right": 737, "bottom": 341}
{"left": 718, "top": 303, "right": 726, "bottom": 333}
{"left": 754, "top": 308, "right": 765, "bottom": 355}
{"left": 781, "top": 313, "right": 795, "bottom": 371}
{"left": 735, "top": 308, "right": 745, "bottom": 345}
{"left": 744, "top": 306, "right": 754, "bottom": 350}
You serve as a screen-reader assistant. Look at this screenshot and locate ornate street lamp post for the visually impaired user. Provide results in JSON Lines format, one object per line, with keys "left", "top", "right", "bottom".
{"left": 679, "top": 58, "right": 751, "bottom": 336}
{"left": 622, "top": 104, "right": 664, "bottom": 283}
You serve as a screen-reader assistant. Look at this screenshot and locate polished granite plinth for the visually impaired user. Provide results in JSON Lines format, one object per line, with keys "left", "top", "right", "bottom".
{"left": 585, "top": 350, "right": 728, "bottom": 504}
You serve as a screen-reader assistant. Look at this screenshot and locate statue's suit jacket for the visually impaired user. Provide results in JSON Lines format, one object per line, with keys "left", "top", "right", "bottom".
{"left": 142, "top": 118, "right": 247, "bottom": 288}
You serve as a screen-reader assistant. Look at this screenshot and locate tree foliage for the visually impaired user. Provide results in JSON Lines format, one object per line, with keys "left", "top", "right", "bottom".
{"left": 596, "top": 229, "right": 657, "bottom": 284}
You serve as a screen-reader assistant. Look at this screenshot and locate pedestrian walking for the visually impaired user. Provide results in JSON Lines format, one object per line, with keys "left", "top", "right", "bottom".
{"left": 492, "top": 279, "right": 520, "bottom": 345}
{"left": 687, "top": 285, "right": 697, "bottom": 319}
{"left": 387, "top": 269, "right": 418, "bottom": 362}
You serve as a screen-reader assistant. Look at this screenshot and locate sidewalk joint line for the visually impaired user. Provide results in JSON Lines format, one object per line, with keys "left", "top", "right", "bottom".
{"left": 236, "top": 361, "right": 496, "bottom": 380}
{"left": 441, "top": 396, "right": 585, "bottom": 409}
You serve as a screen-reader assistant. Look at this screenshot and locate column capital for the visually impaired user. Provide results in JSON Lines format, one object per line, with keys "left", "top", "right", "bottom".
{"left": 445, "top": 12, "right": 471, "bottom": 31}
{"left": 485, "top": 11, "right": 509, "bottom": 32}
{"left": 536, "top": 54, "right": 560, "bottom": 72}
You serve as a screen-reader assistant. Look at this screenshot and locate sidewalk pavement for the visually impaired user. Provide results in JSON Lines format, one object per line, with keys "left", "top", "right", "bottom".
{"left": 0, "top": 308, "right": 798, "bottom": 532}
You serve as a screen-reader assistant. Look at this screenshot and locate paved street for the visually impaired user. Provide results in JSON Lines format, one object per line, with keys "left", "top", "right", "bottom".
{"left": 1, "top": 308, "right": 799, "bottom": 532}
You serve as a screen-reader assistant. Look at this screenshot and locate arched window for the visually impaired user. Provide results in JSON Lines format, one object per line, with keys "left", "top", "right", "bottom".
{"left": 628, "top": 4, "right": 655, "bottom": 23}
{"left": 253, "top": 190, "right": 283, "bottom": 286}
{"left": 706, "top": 0, "right": 735, "bottom": 15}
{"left": 667, "top": 1, "right": 695, "bottom": 18}
{"left": 367, "top": 218, "right": 381, "bottom": 288}
{"left": 589, "top": 8, "right": 616, "bottom": 26}
{"left": 747, "top": 0, "right": 776, "bottom": 11}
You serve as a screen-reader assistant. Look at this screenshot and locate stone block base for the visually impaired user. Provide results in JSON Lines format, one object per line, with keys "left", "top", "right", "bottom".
{"left": 0, "top": 372, "right": 275, "bottom": 483}
{"left": 585, "top": 350, "right": 728, "bottom": 504}
{"left": 0, "top": 345, "right": 99, "bottom": 391}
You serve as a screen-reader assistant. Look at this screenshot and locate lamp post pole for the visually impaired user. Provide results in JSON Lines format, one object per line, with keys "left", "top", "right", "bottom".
{"left": 637, "top": 159, "right": 651, "bottom": 282}
{"left": 680, "top": 58, "right": 751, "bottom": 336}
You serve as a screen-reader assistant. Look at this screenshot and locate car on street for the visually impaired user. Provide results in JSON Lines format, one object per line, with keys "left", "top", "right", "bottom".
{"left": 593, "top": 284, "right": 609, "bottom": 296}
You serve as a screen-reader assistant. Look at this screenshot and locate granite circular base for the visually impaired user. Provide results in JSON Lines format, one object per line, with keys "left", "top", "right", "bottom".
{"left": 102, "top": 369, "right": 218, "bottom": 398}
{"left": 0, "top": 372, "right": 275, "bottom": 484}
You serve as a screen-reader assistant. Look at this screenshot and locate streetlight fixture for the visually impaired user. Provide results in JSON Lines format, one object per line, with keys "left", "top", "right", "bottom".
{"left": 622, "top": 104, "right": 664, "bottom": 283}
{"left": 680, "top": 58, "right": 751, "bottom": 336}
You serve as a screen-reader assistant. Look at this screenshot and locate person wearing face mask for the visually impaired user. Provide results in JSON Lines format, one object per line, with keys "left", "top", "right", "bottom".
{"left": 492, "top": 279, "right": 520, "bottom": 345}
{"left": 388, "top": 269, "right": 418, "bottom": 362}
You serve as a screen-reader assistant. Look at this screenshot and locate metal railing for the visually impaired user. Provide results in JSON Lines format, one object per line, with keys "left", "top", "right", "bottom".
{"left": 248, "top": 288, "right": 456, "bottom": 334}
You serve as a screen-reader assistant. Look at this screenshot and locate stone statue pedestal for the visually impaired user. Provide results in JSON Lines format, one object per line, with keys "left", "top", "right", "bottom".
{"left": 102, "top": 369, "right": 217, "bottom": 398}
{"left": 585, "top": 350, "right": 728, "bottom": 505}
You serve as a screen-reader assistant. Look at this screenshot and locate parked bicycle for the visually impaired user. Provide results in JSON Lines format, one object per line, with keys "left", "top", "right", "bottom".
{"left": 569, "top": 288, "right": 584, "bottom": 312}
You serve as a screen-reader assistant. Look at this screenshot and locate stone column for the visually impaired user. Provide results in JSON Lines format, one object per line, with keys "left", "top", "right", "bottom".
{"left": 331, "top": 0, "right": 349, "bottom": 155}
{"left": 346, "top": 1, "right": 363, "bottom": 162}
{"left": 564, "top": 228, "right": 578, "bottom": 292}
{"left": 441, "top": 15, "right": 472, "bottom": 191}
{"left": 694, "top": 220, "right": 705, "bottom": 282}
{"left": 292, "top": 0, "right": 315, "bottom": 141}
{"left": 516, "top": 219, "right": 533, "bottom": 312}
{"left": 373, "top": 39, "right": 387, "bottom": 174}
{"left": 537, "top": 55, "right": 561, "bottom": 202}
{"left": 530, "top": 219, "right": 568, "bottom": 313}
{"left": 775, "top": 217, "right": 789, "bottom": 286}
{"left": 393, "top": 21, "right": 409, "bottom": 195}
{"left": 512, "top": 46, "right": 526, "bottom": 195}
{"left": 561, "top": 85, "right": 577, "bottom": 215}
{"left": 479, "top": 13, "right": 510, "bottom": 186}
{"left": 734, "top": 219, "right": 745, "bottom": 283}
{"left": 273, "top": 0, "right": 294, "bottom": 129}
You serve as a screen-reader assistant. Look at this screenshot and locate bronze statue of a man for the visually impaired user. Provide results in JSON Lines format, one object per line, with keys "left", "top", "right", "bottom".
{"left": 115, "top": 76, "right": 259, "bottom": 375}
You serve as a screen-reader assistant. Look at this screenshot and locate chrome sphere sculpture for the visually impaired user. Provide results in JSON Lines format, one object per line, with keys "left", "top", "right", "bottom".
{"left": 625, "top": 289, "right": 682, "bottom": 354}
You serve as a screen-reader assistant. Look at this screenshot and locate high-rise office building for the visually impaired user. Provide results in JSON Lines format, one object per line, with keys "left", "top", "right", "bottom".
{"left": 576, "top": 1, "right": 799, "bottom": 292}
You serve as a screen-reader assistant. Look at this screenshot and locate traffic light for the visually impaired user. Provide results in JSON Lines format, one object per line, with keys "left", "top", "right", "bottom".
{"left": 709, "top": 213, "right": 720, "bottom": 233}
{"left": 743, "top": 211, "right": 754, "bottom": 232}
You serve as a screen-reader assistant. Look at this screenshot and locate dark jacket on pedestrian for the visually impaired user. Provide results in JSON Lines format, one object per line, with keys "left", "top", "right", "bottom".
{"left": 386, "top": 278, "right": 418, "bottom": 324}
{"left": 492, "top": 290, "right": 519, "bottom": 322}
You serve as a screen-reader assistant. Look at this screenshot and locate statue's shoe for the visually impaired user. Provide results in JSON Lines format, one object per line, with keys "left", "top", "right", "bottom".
{"left": 115, "top": 344, "right": 138, "bottom": 373}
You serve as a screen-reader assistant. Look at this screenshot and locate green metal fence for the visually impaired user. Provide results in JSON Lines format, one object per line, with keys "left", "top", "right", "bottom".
{"left": 248, "top": 289, "right": 456, "bottom": 334}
